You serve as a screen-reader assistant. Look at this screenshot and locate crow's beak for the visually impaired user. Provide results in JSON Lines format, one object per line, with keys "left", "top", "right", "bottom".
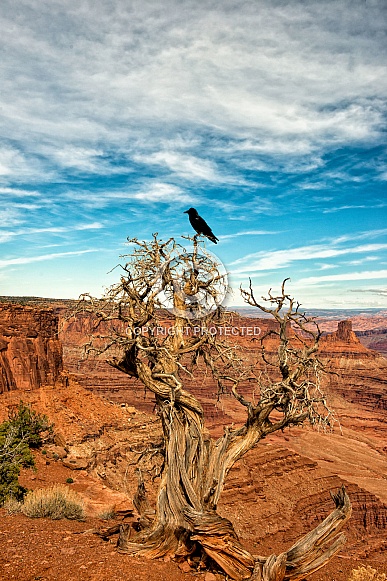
{"left": 183, "top": 210, "right": 188, "bottom": 214}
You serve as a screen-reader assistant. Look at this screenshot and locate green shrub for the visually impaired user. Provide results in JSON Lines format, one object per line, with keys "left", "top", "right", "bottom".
{"left": 0, "top": 402, "right": 54, "bottom": 505}
{"left": 22, "top": 485, "right": 85, "bottom": 520}
{"left": 7, "top": 401, "right": 53, "bottom": 448}
{"left": 0, "top": 458, "right": 28, "bottom": 504}
{"left": 66, "top": 477, "right": 74, "bottom": 484}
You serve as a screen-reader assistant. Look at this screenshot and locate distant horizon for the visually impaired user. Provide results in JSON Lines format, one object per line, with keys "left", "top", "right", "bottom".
{"left": 1, "top": 294, "right": 387, "bottom": 315}
{"left": 1, "top": 1, "right": 386, "bottom": 308}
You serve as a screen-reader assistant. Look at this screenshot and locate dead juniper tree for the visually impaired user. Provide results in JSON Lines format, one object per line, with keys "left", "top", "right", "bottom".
{"left": 77, "top": 235, "right": 351, "bottom": 581}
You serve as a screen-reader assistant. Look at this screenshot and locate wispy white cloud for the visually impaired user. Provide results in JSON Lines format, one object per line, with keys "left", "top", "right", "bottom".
{"left": 0, "top": 221, "right": 104, "bottom": 243}
{"left": 62, "top": 189, "right": 132, "bottom": 209}
{"left": 61, "top": 183, "right": 195, "bottom": 209}
{"left": 299, "top": 270, "right": 387, "bottom": 286}
{"left": 331, "top": 229, "right": 387, "bottom": 245}
{"left": 229, "top": 243, "right": 387, "bottom": 274}
{"left": 131, "top": 182, "right": 193, "bottom": 204}
{"left": 220, "top": 230, "right": 279, "bottom": 241}
{"left": 74, "top": 222, "right": 103, "bottom": 231}
{"left": 0, "top": 249, "right": 97, "bottom": 269}
{"left": 346, "top": 256, "right": 379, "bottom": 266}
{"left": 133, "top": 151, "right": 224, "bottom": 182}
{"left": 0, "top": 208, "right": 25, "bottom": 228}
{"left": 51, "top": 147, "right": 105, "bottom": 172}
{"left": 0, "top": 144, "right": 55, "bottom": 183}
{"left": 0, "top": 187, "right": 41, "bottom": 197}
{"left": 323, "top": 202, "right": 387, "bottom": 214}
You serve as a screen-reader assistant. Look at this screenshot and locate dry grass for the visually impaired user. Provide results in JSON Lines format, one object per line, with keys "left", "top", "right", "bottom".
{"left": 22, "top": 485, "right": 85, "bottom": 520}
{"left": 98, "top": 506, "right": 116, "bottom": 520}
{"left": 348, "top": 566, "right": 387, "bottom": 581}
{"left": 3, "top": 496, "right": 22, "bottom": 514}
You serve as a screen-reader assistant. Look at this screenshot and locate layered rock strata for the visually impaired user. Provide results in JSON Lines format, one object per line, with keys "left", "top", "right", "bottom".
{"left": 0, "top": 304, "right": 63, "bottom": 393}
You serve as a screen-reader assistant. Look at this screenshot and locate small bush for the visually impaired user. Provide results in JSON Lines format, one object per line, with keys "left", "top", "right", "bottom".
{"left": 3, "top": 496, "right": 22, "bottom": 514}
{"left": 7, "top": 401, "right": 54, "bottom": 448}
{"left": 0, "top": 402, "right": 54, "bottom": 505}
{"left": 22, "top": 485, "right": 85, "bottom": 520}
{"left": 98, "top": 506, "right": 116, "bottom": 520}
{"left": 66, "top": 477, "right": 74, "bottom": 484}
{"left": 348, "top": 566, "right": 387, "bottom": 581}
{"left": 0, "top": 458, "right": 28, "bottom": 504}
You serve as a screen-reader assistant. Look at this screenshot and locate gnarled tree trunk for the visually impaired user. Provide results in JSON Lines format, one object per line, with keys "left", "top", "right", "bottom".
{"left": 116, "top": 373, "right": 351, "bottom": 581}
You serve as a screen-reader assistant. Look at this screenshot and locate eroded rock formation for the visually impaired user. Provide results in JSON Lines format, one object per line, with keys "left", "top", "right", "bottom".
{"left": 0, "top": 304, "right": 63, "bottom": 393}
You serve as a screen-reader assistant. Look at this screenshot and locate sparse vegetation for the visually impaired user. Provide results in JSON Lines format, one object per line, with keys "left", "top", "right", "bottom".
{"left": 348, "top": 566, "right": 387, "bottom": 581}
{"left": 348, "top": 565, "right": 387, "bottom": 581}
{"left": 66, "top": 477, "right": 74, "bottom": 484}
{"left": 98, "top": 506, "right": 116, "bottom": 520}
{"left": 3, "top": 496, "right": 22, "bottom": 514}
{"left": 22, "top": 484, "right": 85, "bottom": 520}
{"left": 0, "top": 402, "right": 54, "bottom": 505}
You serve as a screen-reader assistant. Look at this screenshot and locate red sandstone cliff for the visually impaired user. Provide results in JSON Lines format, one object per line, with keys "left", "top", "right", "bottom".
{"left": 0, "top": 304, "right": 63, "bottom": 393}
{"left": 317, "top": 320, "right": 387, "bottom": 415}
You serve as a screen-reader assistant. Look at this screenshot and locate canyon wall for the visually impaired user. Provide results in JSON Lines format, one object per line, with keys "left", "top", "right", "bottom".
{"left": 356, "top": 328, "right": 387, "bottom": 357}
{"left": 59, "top": 313, "right": 387, "bottom": 417}
{"left": 318, "top": 320, "right": 387, "bottom": 415}
{"left": 0, "top": 304, "right": 63, "bottom": 393}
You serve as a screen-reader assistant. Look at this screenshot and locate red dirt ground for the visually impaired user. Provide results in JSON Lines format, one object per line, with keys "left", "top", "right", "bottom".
{"left": 0, "top": 507, "right": 385, "bottom": 581}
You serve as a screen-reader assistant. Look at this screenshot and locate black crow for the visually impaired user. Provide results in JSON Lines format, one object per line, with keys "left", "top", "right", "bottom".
{"left": 184, "top": 207, "right": 218, "bottom": 244}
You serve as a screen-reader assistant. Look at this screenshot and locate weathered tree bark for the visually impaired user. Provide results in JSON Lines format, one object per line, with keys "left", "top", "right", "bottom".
{"left": 250, "top": 487, "right": 351, "bottom": 581}
{"left": 116, "top": 365, "right": 352, "bottom": 581}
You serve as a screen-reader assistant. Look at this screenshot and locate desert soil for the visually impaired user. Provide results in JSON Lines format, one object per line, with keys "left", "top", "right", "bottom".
{"left": 0, "top": 508, "right": 384, "bottom": 581}
{"left": 0, "top": 444, "right": 385, "bottom": 581}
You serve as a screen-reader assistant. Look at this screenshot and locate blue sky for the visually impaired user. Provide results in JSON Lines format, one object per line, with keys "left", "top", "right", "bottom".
{"left": 0, "top": 0, "right": 386, "bottom": 308}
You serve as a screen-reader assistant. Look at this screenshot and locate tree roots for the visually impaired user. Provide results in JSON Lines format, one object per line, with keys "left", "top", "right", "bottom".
{"left": 117, "top": 486, "right": 351, "bottom": 581}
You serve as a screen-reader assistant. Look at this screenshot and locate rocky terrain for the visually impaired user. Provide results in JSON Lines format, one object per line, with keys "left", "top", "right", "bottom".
{"left": 0, "top": 301, "right": 386, "bottom": 580}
